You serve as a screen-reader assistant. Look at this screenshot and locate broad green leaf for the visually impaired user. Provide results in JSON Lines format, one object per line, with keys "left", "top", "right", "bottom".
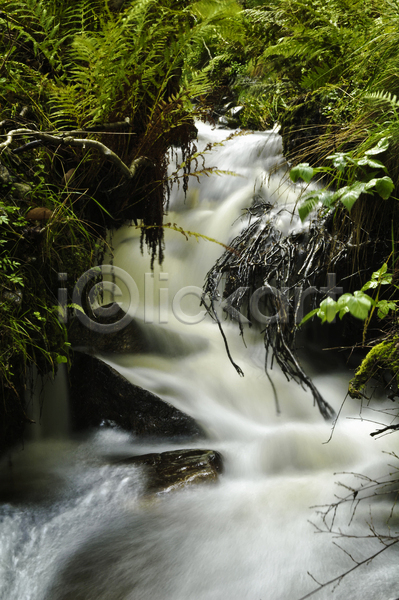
{"left": 298, "top": 189, "right": 336, "bottom": 221}
{"left": 56, "top": 355, "right": 68, "bottom": 364}
{"left": 298, "top": 194, "right": 320, "bottom": 221}
{"left": 361, "top": 280, "right": 378, "bottom": 291}
{"left": 364, "top": 137, "right": 390, "bottom": 156}
{"left": 317, "top": 297, "right": 338, "bottom": 323}
{"left": 327, "top": 153, "right": 348, "bottom": 172}
{"left": 362, "top": 263, "right": 393, "bottom": 290}
{"left": 337, "top": 293, "right": 353, "bottom": 308}
{"left": 364, "top": 178, "right": 378, "bottom": 191}
{"left": 357, "top": 157, "right": 387, "bottom": 171}
{"left": 290, "top": 163, "right": 314, "bottom": 184}
{"left": 336, "top": 182, "right": 367, "bottom": 211}
{"left": 376, "top": 300, "right": 397, "bottom": 318}
{"left": 375, "top": 176, "right": 394, "bottom": 199}
{"left": 337, "top": 292, "right": 373, "bottom": 320}
{"left": 379, "top": 263, "right": 388, "bottom": 275}
{"left": 347, "top": 291, "right": 373, "bottom": 319}
{"left": 318, "top": 190, "right": 336, "bottom": 207}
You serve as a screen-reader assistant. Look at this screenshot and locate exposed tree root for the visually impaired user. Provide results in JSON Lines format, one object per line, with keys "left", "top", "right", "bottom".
{"left": 203, "top": 198, "right": 349, "bottom": 419}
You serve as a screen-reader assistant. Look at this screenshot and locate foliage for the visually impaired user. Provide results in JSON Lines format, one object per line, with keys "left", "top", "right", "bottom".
{"left": 221, "top": 0, "right": 380, "bottom": 132}
{"left": 0, "top": 0, "right": 244, "bottom": 252}
{"left": 299, "top": 260, "right": 399, "bottom": 404}
{"left": 0, "top": 0, "right": 245, "bottom": 451}
{"left": 0, "top": 157, "right": 97, "bottom": 391}
{"left": 300, "top": 263, "right": 397, "bottom": 325}
{"left": 289, "top": 138, "right": 395, "bottom": 220}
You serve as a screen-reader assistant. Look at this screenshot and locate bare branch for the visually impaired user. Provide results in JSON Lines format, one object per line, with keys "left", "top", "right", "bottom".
{"left": 296, "top": 540, "right": 399, "bottom": 600}
{"left": 0, "top": 128, "right": 152, "bottom": 179}
{"left": 370, "top": 423, "right": 399, "bottom": 437}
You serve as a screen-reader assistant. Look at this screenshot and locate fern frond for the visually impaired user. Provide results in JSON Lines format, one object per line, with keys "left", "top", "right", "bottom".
{"left": 301, "top": 64, "right": 335, "bottom": 91}
{"left": 139, "top": 222, "right": 238, "bottom": 254}
{"left": 365, "top": 90, "right": 399, "bottom": 108}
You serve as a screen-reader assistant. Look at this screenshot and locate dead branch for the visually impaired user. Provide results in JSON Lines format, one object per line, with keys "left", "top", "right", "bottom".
{"left": 0, "top": 128, "right": 152, "bottom": 179}
{"left": 296, "top": 540, "right": 399, "bottom": 600}
{"left": 370, "top": 423, "right": 399, "bottom": 437}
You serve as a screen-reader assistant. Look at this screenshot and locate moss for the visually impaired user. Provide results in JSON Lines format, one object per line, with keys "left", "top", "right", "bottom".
{"left": 348, "top": 336, "right": 399, "bottom": 399}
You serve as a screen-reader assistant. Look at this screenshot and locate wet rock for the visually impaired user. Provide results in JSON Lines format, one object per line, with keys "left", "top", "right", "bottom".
{"left": 119, "top": 448, "right": 223, "bottom": 494}
{"left": 0, "top": 164, "right": 12, "bottom": 184}
{"left": 1, "top": 289, "right": 23, "bottom": 305}
{"left": 12, "top": 182, "right": 31, "bottom": 198}
{"left": 69, "top": 352, "right": 204, "bottom": 440}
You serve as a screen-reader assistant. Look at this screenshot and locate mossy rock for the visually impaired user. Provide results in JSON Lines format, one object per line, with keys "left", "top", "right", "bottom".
{"left": 349, "top": 336, "right": 399, "bottom": 400}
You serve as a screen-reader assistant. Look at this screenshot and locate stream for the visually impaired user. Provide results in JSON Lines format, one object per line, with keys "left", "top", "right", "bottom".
{"left": 1, "top": 123, "right": 399, "bottom": 600}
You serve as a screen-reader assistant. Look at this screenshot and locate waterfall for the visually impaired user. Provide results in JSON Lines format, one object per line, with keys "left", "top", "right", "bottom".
{"left": 1, "top": 123, "right": 399, "bottom": 600}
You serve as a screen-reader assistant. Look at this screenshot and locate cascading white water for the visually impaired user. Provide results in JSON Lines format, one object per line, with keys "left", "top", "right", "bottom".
{"left": 1, "top": 123, "right": 399, "bottom": 600}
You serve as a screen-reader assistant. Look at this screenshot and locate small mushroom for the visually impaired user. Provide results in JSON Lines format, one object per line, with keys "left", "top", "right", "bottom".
{"left": 25, "top": 207, "right": 53, "bottom": 221}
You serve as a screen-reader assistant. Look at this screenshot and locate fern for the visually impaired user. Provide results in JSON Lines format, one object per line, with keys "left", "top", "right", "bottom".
{"left": 365, "top": 90, "right": 399, "bottom": 109}
{"left": 300, "top": 64, "right": 336, "bottom": 91}
{"left": 140, "top": 222, "right": 238, "bottom": 254}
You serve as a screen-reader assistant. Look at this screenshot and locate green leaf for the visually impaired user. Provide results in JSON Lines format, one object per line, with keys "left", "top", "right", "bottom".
{"left": 379, "top": 263, "right": 388, "bottom": 275}
{"left": 299, "top": 308, "right": 319, "bottom": 326}
{"left": 364, "top": 137, "right": 390, "bottom": 156}
{"left": 290, "top": 163, "right": 314, "bottom": 184}
{"left": 327, "top": 152, "right": 349, "bottom": 172}
{"left": 336, "top": 181, "right": 367, "bottom": 211}
{"left": 337, "top": 293, "right": 353, "bottom": 308}
{"left": 298, "top": 197, "right": 318, "bottom": 221}
{"left": 375, "top": 176, "right": 394, "bottom": 199}
{"left": 317, "top": 297, "right": 338, "bottom": 323}
{"left": 357, "top": 157, "right": 387, "bottom": 171}
{"left": 338, "top": 306, "right": 350, "bottom": 319}
{"left": 318, "top": 190, "right": 336, "bottom": 208}
{"left": 336, "top": 292, "right": 373, "bottom": 320}
{"left": 69, "top": 303, "right": 85, "bottom": 314}
{"left": 361, "top": 280, "right": 378, "bottom": 291}
{"left": 298, "top": 189, "right": 336, "bottom": 221}
{"left": 376, "top": 300, "right": 397, "bottom": 319}
{"left": 362, "top": 263, "right": 393, "bottom": 290}
{"left": 56, "top": 355, "right": 68, "bottom": 364}
{"left": 348, "top": 291, "right": 374, "bottom": 319}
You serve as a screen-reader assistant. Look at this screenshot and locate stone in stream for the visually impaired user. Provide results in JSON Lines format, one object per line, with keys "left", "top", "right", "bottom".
{"left": 69, "top": 352, "right": 204, "bottom": 440}
{"left": 117, "top": 448, "right": 223, "bottom": 494}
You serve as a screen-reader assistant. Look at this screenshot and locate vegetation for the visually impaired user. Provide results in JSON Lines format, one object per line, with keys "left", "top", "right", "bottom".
{"left": 1, "top": 0, "right": 397, "bottom": 440}
{"left": 202, "top": 0, "right": 399, "bottom": 410}
{"left": 203, "top": 1, "right": 399, "bottom": 591}
{"left": 1, "top": 0, "right": 399, "bottom": 594}
{"left": 0, "top": 0, "right": 244, "bottom": 452}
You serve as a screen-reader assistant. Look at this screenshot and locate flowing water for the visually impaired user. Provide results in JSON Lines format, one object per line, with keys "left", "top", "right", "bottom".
{"left": 1, "top": 123, "right": 399, "bottom": 600}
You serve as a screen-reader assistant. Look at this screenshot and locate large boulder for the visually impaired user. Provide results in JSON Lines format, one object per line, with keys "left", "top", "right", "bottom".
{"left": 69, "top": 352, "right": 204, "bottom": 440}
{"left": 117, "top": 448, "right": 223, "bottom": 494}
